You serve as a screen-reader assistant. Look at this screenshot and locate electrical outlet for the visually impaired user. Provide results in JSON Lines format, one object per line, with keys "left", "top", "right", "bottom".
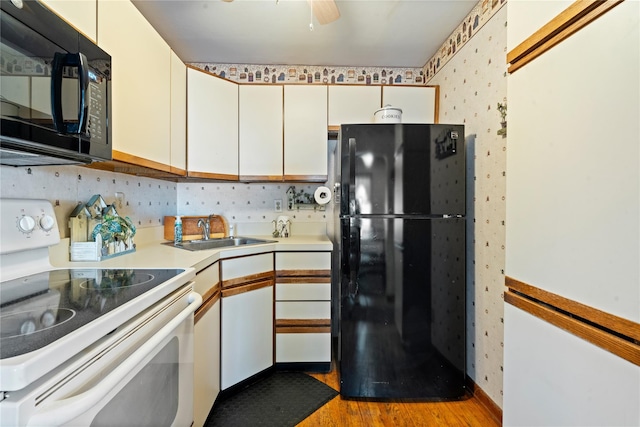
{"left": 274, "top": 199, "right": 282, "bottom": 212}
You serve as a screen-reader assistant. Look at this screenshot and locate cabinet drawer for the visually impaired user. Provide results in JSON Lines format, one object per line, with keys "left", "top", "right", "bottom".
{"left": 275, "top": 301, "right": 330, "bottom": 319}
{"left": 275, "top": 252, "right": 330, "bottom": 272}
{"left": 276, "top": 333, "right": 331, "bottom": 363}
{"left": 276, "top": 283, "right": 330, "bottom": 301}
{"left": 193, "top": 262, "right": 219, "bottom": 299}
{"left": 221, "top": 253, "right": 273, "bottom": 282}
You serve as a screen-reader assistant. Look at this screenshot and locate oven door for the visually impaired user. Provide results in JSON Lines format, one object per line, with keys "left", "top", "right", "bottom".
{"left": 6, "top": 285, "right": 201, "bottom": 427}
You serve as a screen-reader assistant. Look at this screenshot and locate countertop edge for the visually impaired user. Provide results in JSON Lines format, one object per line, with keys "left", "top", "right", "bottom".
{"left": 50, "top": 235, "right": 333, "bottom": 272}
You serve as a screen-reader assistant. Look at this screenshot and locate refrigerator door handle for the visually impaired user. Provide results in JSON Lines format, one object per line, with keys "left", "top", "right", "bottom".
{"left": 348, "top": 138, "right": 358, "bottom": 216}
{"left": 348, "top": 220, "right": 361, "bottom": 297}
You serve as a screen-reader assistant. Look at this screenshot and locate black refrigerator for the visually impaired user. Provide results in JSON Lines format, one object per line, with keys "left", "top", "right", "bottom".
{"left": 336, "top": 123, "right": 466, "bottom": 399}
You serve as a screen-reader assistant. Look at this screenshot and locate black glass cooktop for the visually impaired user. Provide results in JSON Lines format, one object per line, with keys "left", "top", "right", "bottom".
{"left": 0, "top": 268, "right": 184, "bottom": 359}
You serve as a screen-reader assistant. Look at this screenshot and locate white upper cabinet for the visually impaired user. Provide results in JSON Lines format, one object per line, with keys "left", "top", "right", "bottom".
{"left": 382, "top": 86, "right": 438, "bottom": 123}
{"left": 239, "top": 85, "right": 283, "bottom": 181}
{"left": 283, "top": 85, "right": 328, "bottom": 180}
{"left": 328, "top": 86, "right": 380, "bottom": 126}
{"left": 40, "top": 0, "right": 97, "bottom": 42}
{"left": 97, "top": 0, "right": 171, "bottom": 169}
{"left": 186, "top": 67, "right": 239, "bottom": 179}
{"left": 170, "top": 51, "right": 186, "bottom": 174}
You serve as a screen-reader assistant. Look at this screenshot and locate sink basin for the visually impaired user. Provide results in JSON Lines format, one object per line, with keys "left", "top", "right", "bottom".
{"left": 166, "top": 236, "right": 275, "bottom": 251}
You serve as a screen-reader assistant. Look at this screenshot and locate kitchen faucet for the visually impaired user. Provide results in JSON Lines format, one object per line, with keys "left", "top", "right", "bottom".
{"left": 197, "top": 215, "right": 215, "bottom": 240}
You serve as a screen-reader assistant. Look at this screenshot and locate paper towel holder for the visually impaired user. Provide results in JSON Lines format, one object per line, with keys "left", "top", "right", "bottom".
{"left": 285, "top": 185, "right": 326, "bottom": 212}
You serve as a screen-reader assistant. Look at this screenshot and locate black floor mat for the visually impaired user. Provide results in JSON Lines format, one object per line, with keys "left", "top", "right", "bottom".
{"left": 206, "top": 372, "right": 338, "bottom": 427}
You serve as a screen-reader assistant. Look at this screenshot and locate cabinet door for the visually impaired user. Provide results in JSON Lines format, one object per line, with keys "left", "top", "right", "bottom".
{"left": 187, "top": 67, "right": 239, "bottom": 179}
{"left": 221, "top": 285, "right": 273, "bottom": 390}
{"left": 239, "top": 85, "right": 283, "bottom": 181}
{"left": 40, "top": 0, "right": 97, "bottom": 42}
{"left": 97, "top": 0, "right": 171, "bottom": 169}
{"left": 194, "top": 298, "right": 220, "bottom": 427}
{"left": 170, "top": 51, "right": 186, "bottom": 174}
{"left": 328, "top": 86, "right": 380, "bottom": 126}
{"left": 382, "top": 86, "right": 438, "bottom": 123}
{"left": 283, "top": 85, "right": 328, "bottom": 181}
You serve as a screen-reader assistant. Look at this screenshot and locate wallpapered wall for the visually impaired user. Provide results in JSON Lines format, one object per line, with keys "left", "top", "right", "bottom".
{"left": 0, "top": 165, "right": 177, "bottom": 238}
{"left": 0, "top": 164, "right": 331, "bottom": 238}
{"left": 428, "top": 5, "right": 508, "bottom": 408}
{"left": 176, "top": 181, "right": 331, "bottom": 228}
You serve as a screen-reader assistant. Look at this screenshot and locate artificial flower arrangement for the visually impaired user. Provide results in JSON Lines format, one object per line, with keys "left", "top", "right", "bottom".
{"left": 69, "top": 195, "right": 136, "bottom": 261}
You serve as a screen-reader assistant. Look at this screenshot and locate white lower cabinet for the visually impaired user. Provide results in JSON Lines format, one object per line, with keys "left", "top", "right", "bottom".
{"left": 193, "top": 262, "right": 220, "bottom": 427}
{"left": 221, "top": 285, "right": 273, "bottom": 390}
{"left": 193, "top": 298, "right": 220, "bottom": 427}
{"left": 220, "top": 253, "right": 275, "bottom": 390}
{"left": 275, "top": 252, "right": 332, "bottom": 367}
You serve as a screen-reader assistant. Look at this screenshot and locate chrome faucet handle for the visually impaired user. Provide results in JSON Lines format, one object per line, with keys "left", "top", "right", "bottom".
{"left": 197, "top": 218, "right": 210, "bottom": 240}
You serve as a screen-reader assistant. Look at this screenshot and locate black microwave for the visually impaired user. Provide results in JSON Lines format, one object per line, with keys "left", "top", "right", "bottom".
{"left": 0, "top": 0, "right": 111, "bottom": 166}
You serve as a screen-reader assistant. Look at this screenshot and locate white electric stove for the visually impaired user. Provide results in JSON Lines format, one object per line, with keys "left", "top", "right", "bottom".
{"left": 0, "top": 199, "right": 200, "bottom": 426}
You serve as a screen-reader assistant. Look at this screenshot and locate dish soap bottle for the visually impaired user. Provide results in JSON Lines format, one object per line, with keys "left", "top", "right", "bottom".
{"left": 174, "top": 216, "right": 182, "bottom": 244}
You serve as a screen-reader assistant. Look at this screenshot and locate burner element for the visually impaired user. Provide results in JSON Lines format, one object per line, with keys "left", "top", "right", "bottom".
{"left": 79, "top": 272, "right": 155, "bottom": 291}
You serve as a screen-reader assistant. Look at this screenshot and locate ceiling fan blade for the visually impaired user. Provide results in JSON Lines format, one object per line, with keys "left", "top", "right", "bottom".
{"left": 308, "top": 0, "right": 340, "bottom": 25}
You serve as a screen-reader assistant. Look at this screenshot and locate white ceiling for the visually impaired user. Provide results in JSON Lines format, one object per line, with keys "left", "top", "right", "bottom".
{"left": 132, "top": 0, "right": 477, "bottom": 68}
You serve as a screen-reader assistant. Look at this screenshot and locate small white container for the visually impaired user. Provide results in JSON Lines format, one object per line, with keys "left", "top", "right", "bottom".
{"left": 374, "top": 105, "right": 402, "bottom": 123}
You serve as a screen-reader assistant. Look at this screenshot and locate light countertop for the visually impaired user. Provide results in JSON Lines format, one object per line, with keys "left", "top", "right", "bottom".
{"left": 50, "top": 231, "right": 333, "bottom": 273}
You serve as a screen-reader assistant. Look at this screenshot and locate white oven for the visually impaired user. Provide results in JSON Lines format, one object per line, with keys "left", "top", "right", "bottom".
{"left": 0, "top": 199, "right": 200, "bottom": 427}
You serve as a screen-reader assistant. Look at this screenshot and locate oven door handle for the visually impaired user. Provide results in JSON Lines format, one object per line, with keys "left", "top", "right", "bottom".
{"left": 26, "top": 292, "right": 202, "bottom": 427}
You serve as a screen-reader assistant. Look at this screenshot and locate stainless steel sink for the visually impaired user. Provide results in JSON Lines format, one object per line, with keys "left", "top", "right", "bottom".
{"left": 165, "top": 236, "right": 275, "bottom": 251}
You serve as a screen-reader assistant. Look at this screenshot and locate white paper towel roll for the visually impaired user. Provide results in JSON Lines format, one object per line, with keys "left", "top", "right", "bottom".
{"left": 314, "top": 186, "right": 332, "bottom": 205}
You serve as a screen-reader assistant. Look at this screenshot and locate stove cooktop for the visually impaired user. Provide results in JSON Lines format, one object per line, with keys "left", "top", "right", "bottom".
{"left": 0, "top": 268, "right": 185, "bottom": 359}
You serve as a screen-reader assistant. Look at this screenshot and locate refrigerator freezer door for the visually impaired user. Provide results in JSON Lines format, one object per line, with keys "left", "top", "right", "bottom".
{"left": 339, "top": 216, "right": 466, "bottom": 399}
{"left": 339, "top": 124, "right": 465, "bottom": 217}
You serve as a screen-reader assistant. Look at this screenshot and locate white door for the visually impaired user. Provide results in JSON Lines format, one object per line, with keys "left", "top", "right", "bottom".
{"left": 239, "top": 85, "right": 283, "bottom": 180}
{"left": 221, "top": 285, "right": 273, "bottom": 390}
{"left": 283, "top": 85, "right": 328, "bottom": 179}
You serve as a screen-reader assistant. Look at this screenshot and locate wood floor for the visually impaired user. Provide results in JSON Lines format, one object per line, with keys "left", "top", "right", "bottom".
{"left": 300, "top": 365, "right": 501, "bottom": 427}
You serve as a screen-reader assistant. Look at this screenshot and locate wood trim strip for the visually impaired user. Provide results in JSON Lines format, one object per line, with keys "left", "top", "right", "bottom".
{"left": 84, "top": 158, "right": 184, "bottom": 179}
{"left": 187, "top": 170, "right": 239, "bottom": 180}
{"left": 276, "top": 319, "right": 331, "bottom": 327}
{"left": 276, "top": 269, "right": 331, "bottom": 278}
{"left": 238, "top": 175, "right": 284, "bottom": 182}
{"left": 506, "top": 277, "right": 640, "bottom": 342}
{"left": 200, "top": 283, "right": 221, "bottom": 303}
{"left": 507, "top": 0, "right": 624, "bottom": 73}
{"left": 276, "top": 276, "right": 331, "bottom": 284}
{"left": 465, "top": 376, "right": 502, "bottom": 425}
{"left": 221, "top": 278, "right": 273, "bottom": 298}
{"left": 276, "top": 326, "right": 331, "bottom": 334}
{"left": 194, "top": 289, "right": 220, "bottom": 323}
{"left": 505, "top": 291, "right": 640, "bottom": 366}
{"left": 222, "top": 271, "right": 275, "bottom": 289}
{"left": 112, "top": 150, "right": 173, "bottom": 174}
{"left": 169, "top": 166, "right": 187, "bottom": 176}
{"left": 432, "top": 85, "right": 440, "bottom": 124}
{"left": 282, "top": 175, "right": 328, "bottom": 183}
